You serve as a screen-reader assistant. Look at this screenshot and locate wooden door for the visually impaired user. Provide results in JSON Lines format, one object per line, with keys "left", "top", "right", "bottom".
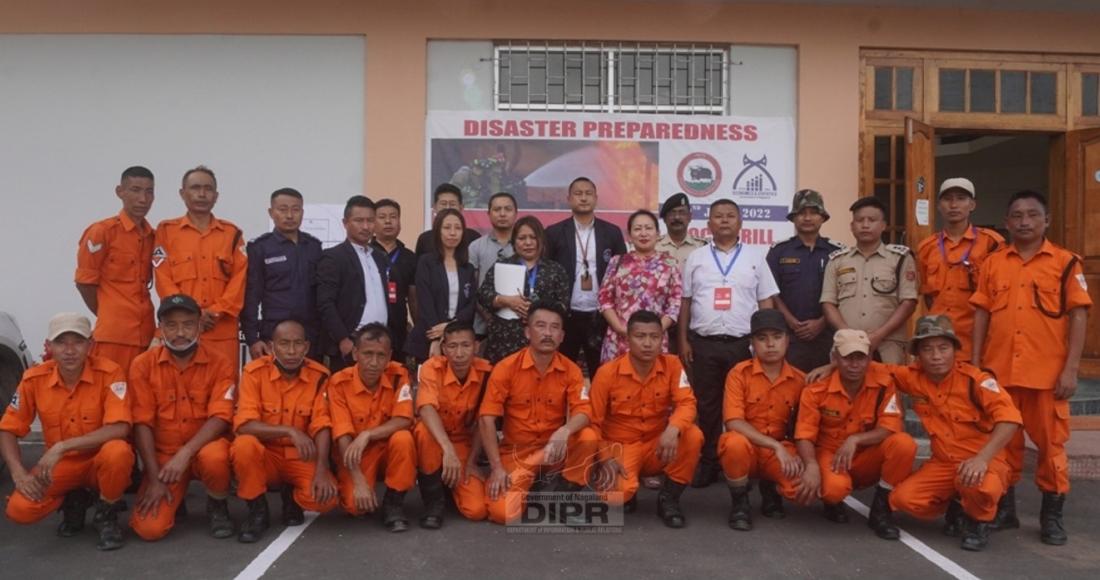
{"left": 1062, "top": 128, "right": 1100, "bottom": 377}
{"left": 904, "top": 117, "right": 935, "bottom": 250}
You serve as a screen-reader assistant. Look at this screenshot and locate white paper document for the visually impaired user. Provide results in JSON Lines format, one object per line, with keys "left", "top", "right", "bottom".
{"left": 493, "top": 263, "right": 527, "bottom": 320}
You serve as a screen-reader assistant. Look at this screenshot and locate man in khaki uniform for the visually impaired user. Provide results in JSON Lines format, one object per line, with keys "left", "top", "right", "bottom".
{"left": 656, "top": 193, "right": 707, "bottom": 268}
{"left": 821, "top": 198, "right": 918, "bottom": 364}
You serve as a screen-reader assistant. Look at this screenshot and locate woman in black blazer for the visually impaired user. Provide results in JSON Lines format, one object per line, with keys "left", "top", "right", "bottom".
{"left": 408, "top": 208, "right": 477, "bottom": 361}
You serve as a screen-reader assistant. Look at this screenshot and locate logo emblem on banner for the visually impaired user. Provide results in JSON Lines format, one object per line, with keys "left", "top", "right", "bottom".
{"left": 677, "top": 152, "right": 722, "bottom": 197}
{"left": 731, "top": 155, "right": 778, "bottom": 200}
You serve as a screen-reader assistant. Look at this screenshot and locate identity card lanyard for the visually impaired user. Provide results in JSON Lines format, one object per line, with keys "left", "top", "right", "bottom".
{"left": 711, "top": 243, "right": 743, "bottom": 284}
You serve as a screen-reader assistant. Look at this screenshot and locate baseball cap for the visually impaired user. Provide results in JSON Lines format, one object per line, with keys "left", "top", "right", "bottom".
{"left": 47, "top": 312, "right": 92, "bottom": 341}
{"left": 787, "top": 189, "right": 830, "bottom": 222}
{"left": 833, "top": 329, "right": 871, "bottom": 356}
{"left": 157, "top": 294, "right": 202, "bottom": 319}
{"left": 750, "top": 309, "right": 788, "bottom": 335}
{"left": 660, "top": 193, "right": 691, "bottom": 218}
{"left": 938, "top": 177, "right": 976, "bottom": 198}
{"left": 909, "top": 314, "right": 962, "bottom": 354}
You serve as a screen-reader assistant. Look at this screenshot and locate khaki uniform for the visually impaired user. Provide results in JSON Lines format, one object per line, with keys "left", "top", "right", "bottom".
{"left": 655, "top": 234, "right": 706, "bottom": 269}
{"left": 820, "top": 243, "right": 918, "bottom": 364}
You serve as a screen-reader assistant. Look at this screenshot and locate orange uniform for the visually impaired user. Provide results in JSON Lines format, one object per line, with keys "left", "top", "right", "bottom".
{"left": 478, "top": 348, "right": 599, "bottom": 524}
{"left": 717, "top": 359, "right": 804, "bottom": 496}
{"left": 153, "top": 215, "right": 247, "bottom": 373}
{"left": 230, "top": 355, "right": 337, "bottom": 513}
{"left": 75, "top": 210, "right": 156, "bottom": 373}
{"left": 127, "top": 344, "right": 235, "bottom": 540}
{"left": 1, "top": 357, "right": 134, "bottom": 524}
{"left": 587, "top": 354, "right": 703, "bottom": 504}
{"left": 889, "top": 363, "right": 1022, "bottom": 522}
{"left": 328, "top": 360, "right": 417, "bottom": 516}
{"left": 413, "top": 355, "right": 493, "bottom": 521}
{"left": 794, "top": 362, "right": 916, "bottom": 504}
{"left": 917, "top": 226, "right": 1004, "bottom": 360}
{"left": 970, "top": 240, "right": 1091, "bottom": 494}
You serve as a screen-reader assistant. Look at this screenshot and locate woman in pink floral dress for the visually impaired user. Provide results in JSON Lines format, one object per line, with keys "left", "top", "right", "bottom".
{"left": 597, "top": 209, "right": 683, "bottom": 362}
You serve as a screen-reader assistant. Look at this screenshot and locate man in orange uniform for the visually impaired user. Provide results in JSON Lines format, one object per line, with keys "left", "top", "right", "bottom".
{"left": 328, "top": 323, "right": 417, "bottom": 533}
{"left": 414, "top": 321, "right": 492, "bottom": 528}
{"left": 883, "top": 315, "right": 1021, "bottom": 552}
{"left": 971, "top": 190, "right": 1091, "bottom": 545}
{"left": 916, "top": 178, "right": 1004, "bottom": 360}
{"left": 154, "top": 165, "right": 247, "bottom": 373}
{"left": 231, "top": 319, "right": 338, "bottom": 543}
{"left": 479, "top": 301, "right": 599, "bottom": 525}
{"left": 717, "top": 309, "right": 805, "bottom": 531}
{"left": 75, "top": 165, "right": 157, "bottom": 374}
{"left": 587, "top": 311, "right": 703, "bottom": 528}
{"left": 794, "top": 329, "right": 916, "bottom": 540}
{"left": 128, "top": 295, "right": 235, "bottom": 541}
{"left": 1, "top": 313, "right": 134, "bottom": 551}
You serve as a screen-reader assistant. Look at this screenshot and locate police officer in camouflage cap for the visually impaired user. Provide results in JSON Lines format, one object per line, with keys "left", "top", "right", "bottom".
{"left": 766, "top": 189, "right": 844, "bottom": 371}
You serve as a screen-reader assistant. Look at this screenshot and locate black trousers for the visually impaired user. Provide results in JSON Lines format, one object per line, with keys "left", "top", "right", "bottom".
{"left": 786, "top": 331, "right": 834, "bottom": 374}
{"left": 561, "top": 310, "right": 603, "bottom": 378}
{"left": 689, "top": 333, "right": 752, "bottom": 466}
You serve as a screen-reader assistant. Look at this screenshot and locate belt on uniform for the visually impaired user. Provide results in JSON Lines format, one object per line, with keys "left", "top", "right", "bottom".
{"left": 690, "top": 332, "right": 747, "bottom": 343}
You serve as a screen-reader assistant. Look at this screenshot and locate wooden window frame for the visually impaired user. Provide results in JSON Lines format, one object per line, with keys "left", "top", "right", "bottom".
{"left": 926, "top": 59, "right": 1067, "bottom": 131}
{"left": 1070, "top": 64, "right": 1100, "bottom": 129}
{"left": 863, "top": 57, "right": 924, "bottom": 122}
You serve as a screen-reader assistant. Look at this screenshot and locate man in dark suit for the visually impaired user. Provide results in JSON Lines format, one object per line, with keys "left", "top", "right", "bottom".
{"left": 414, "top": 183, "right": 481, "bottom": 259}
{"left": 545, "top": 177, "right": 627, "bottom": 377}
{"left": 316, "top": 196, "right": 390, "bottom": 372}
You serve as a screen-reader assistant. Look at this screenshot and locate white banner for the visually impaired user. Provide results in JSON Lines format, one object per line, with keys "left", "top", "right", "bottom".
{"left": 425, "top": 110, "right": 796, "bottom": 245}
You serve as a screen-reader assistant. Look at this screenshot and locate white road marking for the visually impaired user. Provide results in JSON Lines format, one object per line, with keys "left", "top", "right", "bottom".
{"left": 234, "top": 512, "right": 319, "bottom": 580}
{"left": 844, "top": 497, "right": 980, "bottom": 580}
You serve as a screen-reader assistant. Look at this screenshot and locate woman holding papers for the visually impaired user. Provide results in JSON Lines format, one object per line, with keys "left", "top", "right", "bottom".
{"left": 477, "top": 216, "right": 569, "bottom": 363}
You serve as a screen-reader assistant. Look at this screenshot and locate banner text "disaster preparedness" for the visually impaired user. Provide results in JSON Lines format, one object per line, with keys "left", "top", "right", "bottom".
{"left": 464, "top": 119, "right": 759, "bottom": 141}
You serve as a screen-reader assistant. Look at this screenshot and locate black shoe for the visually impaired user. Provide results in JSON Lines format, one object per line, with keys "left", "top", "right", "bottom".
{"left": 759, "top": 481, "right": 785, "bottom": 519}
{"left": 207, "top": 497, "right": 234, "bottom": 539}
{"left": 418, "top": 471, "right": 446, "bottom": 530}
{"left": 57, "top": 488, "right": 92, "bottom": 538}
{"left": 990, "top": 485, "right": 1020, "bottom": 531}
{"left": 960, "top": 515, "right": 990, "bottom": 552}
{"left": 237, "top": 496, "right": 270, "bottom": 544}
{"left": 1040, "top": 492, "right": 1068, "bottom": 546}
{"left": 92, "top": 499, "right": 124, "bottom": 551}
{"left": 555, "top": 480, "right": 589, "bottom": 527}
{"left": 382, "top": 488, "right": 409, "bottom": 533}
{"left": 281, "top": 487, "right": 304, "bottom": 526}
{"left": 942, "top": 499, "right": 964, "bottom": 537}
{"left": 691, "top": 462, "right": 716, "bottom": 489}
{"left": 823, "top": 502, "right": 849, "bottom": 524}
{"left": 867, "top": 485, "right": 900, "bottom": 540}
{"left": 727, "top": 483, "right": 752, "bottom": 531}
{"left": 623, "top": 494, "right": 638, "bottom": 514}
{"left": 656, "top": 479, "right": 687, "bottom": 529}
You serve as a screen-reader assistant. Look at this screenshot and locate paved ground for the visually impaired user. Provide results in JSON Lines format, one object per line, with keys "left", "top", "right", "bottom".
{"left": 2, "top": 442, "right": 1099, "bottom": 580}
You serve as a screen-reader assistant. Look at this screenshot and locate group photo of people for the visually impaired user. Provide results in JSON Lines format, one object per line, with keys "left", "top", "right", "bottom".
{"left": 0, "top": 165, "right": 1090, "bottom": 557}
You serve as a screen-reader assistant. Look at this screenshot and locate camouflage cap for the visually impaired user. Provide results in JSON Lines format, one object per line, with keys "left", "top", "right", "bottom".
{"left": 909, "top": 314, "right": 962, "bottom": 354}
{"left": 787, "top": 189, "right": 830, "bottom": 222}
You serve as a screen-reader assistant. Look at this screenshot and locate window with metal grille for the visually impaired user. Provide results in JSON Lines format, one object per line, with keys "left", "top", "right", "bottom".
{"left": 494, "top": 42, "right": 728, "bottom": 114}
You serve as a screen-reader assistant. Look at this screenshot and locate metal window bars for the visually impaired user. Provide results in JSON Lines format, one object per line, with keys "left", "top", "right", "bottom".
{"left": 493, "top": 41, "right": 729, "bottom": 115}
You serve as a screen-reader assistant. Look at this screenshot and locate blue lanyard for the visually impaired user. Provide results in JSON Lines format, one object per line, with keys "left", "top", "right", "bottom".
{"left": 937, "top": 226, "right": 977, "bottom": 267}
{"left": 710, "top": 243, "right": 742, "bottom": 283}
{"left": 526, "top": 264, "right": 539, "bottom": 294}
{"left": 385, "top": 248, "right": 400, "bottom": 276}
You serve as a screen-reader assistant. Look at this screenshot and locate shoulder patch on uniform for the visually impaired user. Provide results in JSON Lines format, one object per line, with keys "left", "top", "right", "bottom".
{"left": 1077, "top": 273, "right": 1088, "bottom": 291}
{"left": 110, "top": 381, "right": 127, "bottom": 400}
{"left": 224, "top": 384, "right": 236, "bottom": 401}
{"left": 828, "top": 247, "right": 851, "bottom": 260}
{"left": 827, "top": 239, "right": 846, "bottom": 251}
{"left": 397, "top": 384, "right": 412, "bottom": 402}
{"left": 883, "top": 393, "right": 900, "bottom": 415}
{"left": 885, "top": 244, "right": 911, "bottom": 256}
{"left": 86, "top": 238, "right": 104, "bottom": 254}
{"left": 980, "top": 378, "right": 1000, "bottom": 393}
{"left": 152, "top": 246, "right": 167, "bottom": 268}
{"left": 8, "top": 391, "right": 19, "bottom": 410}
{"left": 679, "top": 369, "right": 691, "bottom": 389}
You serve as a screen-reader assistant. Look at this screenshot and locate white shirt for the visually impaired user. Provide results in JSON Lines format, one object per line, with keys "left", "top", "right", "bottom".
{"left": 682, "top": 242, "right": 779, "bottom": 337}
{"left": 446, "top": 270, "right": 460, "bottom": 319}
{"left": 570, "top": 218, "right": 600, "bottom": 312}
{"left": 352, "top": 242, "right": 389, "bottom": 329}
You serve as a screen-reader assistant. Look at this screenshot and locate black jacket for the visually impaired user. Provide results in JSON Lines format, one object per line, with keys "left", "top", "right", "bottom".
{"left": 406, "top": 256, "right": 477, "bottom": 361}
{"left": 315, "top": 240, "right": 390, "bottom": 356}
{"left": 545, "top": 216, "right": 628, "bottom": 296}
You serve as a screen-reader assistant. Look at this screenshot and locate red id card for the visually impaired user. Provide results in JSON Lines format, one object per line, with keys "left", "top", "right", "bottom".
{"left": 713, "top": 287, "right": 732, "bottom": 310}
{"left": 387, "top": 281, "right": 398, "bottom": 304}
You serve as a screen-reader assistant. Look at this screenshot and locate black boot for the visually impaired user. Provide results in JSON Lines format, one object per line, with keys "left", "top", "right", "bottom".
{"left": 759, "top": 480, "right": 785, "bottom": 519}
{"left": 691, "top": 461, "right": 716, "bottom": 489}
{"left": 418, "top": 471, "right": 446, "bottom": 530}
{"left": 727, "top": 483, "right": 752, "bottom": 531}
{"left": 990, "top": 485, "right": 1020, "bottom": 531}
{"left": 382, "top": 488, "right": 409, "bottom": 533}
{"left": 56, "top": 488, "right": 92, "bottom": 538}
{"left": 867, "top": 485, "right": 900, "bottom": 540}
{"left": 92, "top": 499, "right": 124, "bottom": 551}
{"left": 942, "top": 498, "right": 964, "bottom": 537}
{"left": 1040, "top": 493, "right": 1068, "bottom": 546}
{"left": 960, "top": 515, "right": 990, "bottom": 552}
{"left": 280, "top": 486, "right": 304, "bottom": 526}
{"left": 822, "top": 502, "right": 849, "bottom": 524}
{"left": 555, "top": 479, "right": 589, "bottom": 527}
{"left": 207, "top": 497, "right": 234, "bottom": 539}
{"left": 237, "top": 496, "right": 270, "bottom": 544}
{"left": 656, "top": 479, "right": 687, "bottom": 529}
